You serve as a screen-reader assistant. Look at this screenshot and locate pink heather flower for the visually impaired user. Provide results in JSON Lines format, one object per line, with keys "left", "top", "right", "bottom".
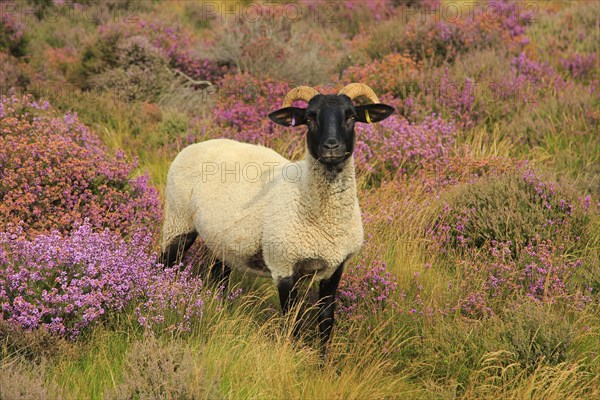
{"left": 1, "top": 222, "right": 239, "bottom": 337}
{"left": 0, "top": 222, "right": 155, "bottom": 338}
{"left": 338, "top": 260, "right": 398, "bottom": 320}
{"left": 354, "top": 114, "right": 457, "bottom": 180}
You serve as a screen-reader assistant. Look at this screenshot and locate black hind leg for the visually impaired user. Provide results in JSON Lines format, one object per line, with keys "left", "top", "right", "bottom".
{"left": 209, "top": 259, "right": 231, "bottom": 291}
{"left": 159, "top": 231, "right": 198, "bottom": 267}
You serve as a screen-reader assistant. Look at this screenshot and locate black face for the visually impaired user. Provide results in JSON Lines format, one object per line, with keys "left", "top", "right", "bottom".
{"left": 304, "top": 95, "right": 356, "bottom": 166}
{"left": 268, "top": 94, "right": 394, "bottom": 169}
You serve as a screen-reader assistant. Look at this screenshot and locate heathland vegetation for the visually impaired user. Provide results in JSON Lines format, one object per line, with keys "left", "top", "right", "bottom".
{"left": 1, "top": 1, "right": 598, "bottom": 398}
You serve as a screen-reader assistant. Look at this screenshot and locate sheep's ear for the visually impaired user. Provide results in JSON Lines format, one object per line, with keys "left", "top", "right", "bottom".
{"left": 268, "top": 107, "right": 307, "bottom": 127}
{"left": 355, "top": 104, "right": 395, "bottom": 123}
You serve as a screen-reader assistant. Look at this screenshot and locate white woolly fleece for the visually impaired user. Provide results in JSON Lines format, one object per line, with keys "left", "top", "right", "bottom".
{"left": 162, "top": 138, "right": 364, "bottom": 283}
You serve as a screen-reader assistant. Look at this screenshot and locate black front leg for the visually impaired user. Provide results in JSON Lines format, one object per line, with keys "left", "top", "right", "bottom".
{"left": 277, "top": 275, "right": 301, "bottom": 338}
{"left": 318, "top": 262, "right": 344, "bottom": 357}
{"left": 159, "top": 231, "right": 198, "bottom": 267}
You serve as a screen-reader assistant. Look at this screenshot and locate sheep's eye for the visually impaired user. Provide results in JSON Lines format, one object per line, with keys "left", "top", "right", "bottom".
{"left": 347, "top": 115, "right": 356, "bottom": 122}
{"left": 305, "top": 116, "right": 315, "bottom": 124}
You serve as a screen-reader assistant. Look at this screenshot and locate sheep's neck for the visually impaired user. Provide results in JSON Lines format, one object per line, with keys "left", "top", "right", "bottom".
{"left": 301, "top": 153, "right": 358, "bottom": 207}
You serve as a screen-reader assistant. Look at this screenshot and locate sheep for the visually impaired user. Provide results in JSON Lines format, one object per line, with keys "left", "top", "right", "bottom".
{"left": 160, "top": 83, "right": 394, "bottom": 354}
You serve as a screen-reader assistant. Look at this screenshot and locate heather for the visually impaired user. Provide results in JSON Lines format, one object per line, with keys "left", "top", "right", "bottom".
{"left": 0, "top": 221, "right": 227, "bottom": 338}
{"left": 455, "top": 239, "right": 592, "bottom": 318}
{"left": 561, "top": 52, "right": 597, "bottom": 80}
{"left": 355, "top": 114, "right": 457, "bottom": 180}
{"left": 103, "top": 334, "right": 202, "bottom": 400}
{"left": 0, "top": 1, "right": 599, "bottom": 399}
{"left": 342, "top": 53, "right": 421, "bottom": 99}
{"left": 338, "top": 259, "right": 398, "bottom": 319}
{"left": 86, "top": 17, "right": 224, "bottom": 84}
{"left": 0, "top": 94, "right": 161, "bottom": 237}
{"left": 209, "top": 73, "right": 295, "bottom": 151}
{"left": 0, "top": 6, "right": 26, "bottom": 57}
{"left": 428, "top": 167, "right": 592, "bottom": 255}
{"left": 0, "top": 223, "right": 153, "bottom": 338}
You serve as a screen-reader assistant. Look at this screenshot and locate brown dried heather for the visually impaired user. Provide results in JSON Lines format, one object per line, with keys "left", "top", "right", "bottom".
{"left": 0, "top": 358, "right": 63, "bottom": 400}
{"left": 105, "top": 334, "right": 218, "bottom": 400}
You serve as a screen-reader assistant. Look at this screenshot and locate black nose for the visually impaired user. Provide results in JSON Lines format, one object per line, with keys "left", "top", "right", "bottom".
{"left": 323, "top": 138, "right": 340, "bottom": 150}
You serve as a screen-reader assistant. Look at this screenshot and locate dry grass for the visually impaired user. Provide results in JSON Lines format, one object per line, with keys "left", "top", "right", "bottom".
{"left": 463, "top": 351, "right": 599, "bottom": 400}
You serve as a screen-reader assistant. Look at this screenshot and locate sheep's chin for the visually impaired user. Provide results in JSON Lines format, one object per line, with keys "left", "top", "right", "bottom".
{"left": 319, "top": 156, "right": 350, "bottom": 173}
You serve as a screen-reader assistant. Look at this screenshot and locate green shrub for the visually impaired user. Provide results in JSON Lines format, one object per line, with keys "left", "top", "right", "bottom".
{"left": 0, "top": 51, "right": 31, "bottom": 90}
{"left": 430, "top": 168, "right": 592, "bottom": 256}
{"left": 502, "top": 302, "right": 576, "bottom": 368}
{"left": 90, "top": 36, "right": 171, "bottom": 102}
{"left": 0, "top": 9, "right": 27, "bottom": 57}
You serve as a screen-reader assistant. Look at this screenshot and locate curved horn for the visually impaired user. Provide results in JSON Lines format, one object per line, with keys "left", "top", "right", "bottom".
{"left": 282, "top": 86, "right": 320, "bottom": 107}
{"left": 338, "top": 83, "right": 380, "bottom": 103}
